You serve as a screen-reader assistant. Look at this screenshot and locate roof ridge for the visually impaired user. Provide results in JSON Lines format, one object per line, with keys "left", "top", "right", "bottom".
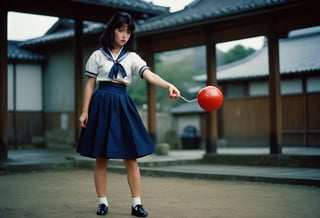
{"left": 8, "top": 40, "right": 46, "bottom": 62}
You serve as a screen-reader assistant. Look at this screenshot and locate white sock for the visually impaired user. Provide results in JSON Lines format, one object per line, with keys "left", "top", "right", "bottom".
{"left": 98, "top": 197, "right": 109, "bottom": 206}
{"left": 132, "top": 197, "right": 141, "bottom": 207}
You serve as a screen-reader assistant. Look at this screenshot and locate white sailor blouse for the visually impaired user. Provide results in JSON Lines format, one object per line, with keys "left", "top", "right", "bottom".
{"left": 85, "top": 47, "right": 150, "bottom": 85}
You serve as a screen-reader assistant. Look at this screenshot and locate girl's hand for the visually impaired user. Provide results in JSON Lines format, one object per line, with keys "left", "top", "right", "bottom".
{"left": 169, "top": 85, "right": 180, "bottom": 99}
{"left": 79, "top": 112, "right": 88, "bottom": 128}
{"left": 142, "top": 69, "right": 180, "bottom": 99}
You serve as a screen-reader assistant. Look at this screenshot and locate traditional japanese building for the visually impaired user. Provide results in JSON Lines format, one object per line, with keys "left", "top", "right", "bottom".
{"left": 1, "top": 0, "right": 319, "bottom": 160}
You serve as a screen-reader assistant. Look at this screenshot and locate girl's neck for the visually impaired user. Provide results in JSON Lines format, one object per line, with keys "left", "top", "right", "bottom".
{"left": 111, "top": 46, "right": 122, "bottom": 55}
{"left": 109, "top": 46, "right": 122, "bottom": 59}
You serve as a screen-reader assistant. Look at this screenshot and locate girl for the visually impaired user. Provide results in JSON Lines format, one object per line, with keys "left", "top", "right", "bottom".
{"left": 77, "top": 11, "right": 180, "bottom": 217}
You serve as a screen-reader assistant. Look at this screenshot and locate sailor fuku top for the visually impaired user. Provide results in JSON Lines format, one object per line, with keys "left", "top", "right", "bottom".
{"left": 85, "top": 47, "right": 150, "bottom": 85}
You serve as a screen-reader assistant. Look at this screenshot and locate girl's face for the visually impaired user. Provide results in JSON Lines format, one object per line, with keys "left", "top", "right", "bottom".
{"left": 113, "top": 24, "right": 131, "bottom": 49}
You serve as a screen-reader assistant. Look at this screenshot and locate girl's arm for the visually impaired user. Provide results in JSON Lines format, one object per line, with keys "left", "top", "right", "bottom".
{"left": 79, "top": 77, "right": 96, "bottom": 128}
{"left": 142, "top": 69, "right": 180, "bottom": 99}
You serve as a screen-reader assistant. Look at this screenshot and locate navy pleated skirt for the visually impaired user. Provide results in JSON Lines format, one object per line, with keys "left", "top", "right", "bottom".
{"left": 77, "top": 82, "right": 155, "bottom": 159}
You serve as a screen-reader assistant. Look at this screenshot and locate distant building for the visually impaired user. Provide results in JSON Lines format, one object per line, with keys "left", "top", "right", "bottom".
{"left": 170, "top": 26, "right": 320, "bottom": 147}
{"left": 7, "top": 41, "right": 46, "bottom": 148}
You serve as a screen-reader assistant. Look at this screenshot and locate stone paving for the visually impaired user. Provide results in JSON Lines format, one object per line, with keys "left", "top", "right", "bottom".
{"left": 1, "top": 148, "right": 320, "bottom": 186}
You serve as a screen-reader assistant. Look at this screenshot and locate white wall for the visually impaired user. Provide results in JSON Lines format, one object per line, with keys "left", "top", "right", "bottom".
{"left": 16, "top": 64, "right": 42, "bottom": 111}
{"left": 8, "top": 63, "right": 42, "bottom": 111}
{"left": 44, "top": 47, "right": 74, "bottom": 112}
{"left": 175, "top": 114, "right": 201, "bottom": 136}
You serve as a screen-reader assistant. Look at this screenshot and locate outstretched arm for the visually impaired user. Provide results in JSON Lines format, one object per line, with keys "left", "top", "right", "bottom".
{"left": 142, "top": 69, "right": 180, "bottom": 99}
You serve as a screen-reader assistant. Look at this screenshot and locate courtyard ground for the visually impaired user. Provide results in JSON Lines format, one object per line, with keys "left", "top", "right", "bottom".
{"left": 0, "top": 169, "right": 319, "bottom": 218}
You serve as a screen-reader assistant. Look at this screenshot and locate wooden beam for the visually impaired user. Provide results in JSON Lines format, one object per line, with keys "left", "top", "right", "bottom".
{"left": 5, "top": 0, "right": 160, "bottom": 23}
{"left": 275, "top": 1, "right": 320, "bottom": 33}
{"left": 146, "top": 28, "right": 207, "bottom": 52}
{"left": 302, "top": 78, "right": 309, "bottom": 147}
{"left": 74, "top": 19, "right": 83, "bottom": 146}
{"left": 267, "top": 26, "right": 282, "bottom": 154}
{"left": 208, "top": 20, "right": 270, "bottom": 43}
{"left": 205, "top": 33, "right": 218, "bottom": 154}
{"left": 0, "top": 7, "right": 8, "bottom": 161}
{"left": 137, "top": 40, "right": 157, "bottom": 143}
{"left": 146, "top": 54, "right": 157, "bottom": 143}
{"left": 138, "top": 1, "right": 320, "bottom": 53}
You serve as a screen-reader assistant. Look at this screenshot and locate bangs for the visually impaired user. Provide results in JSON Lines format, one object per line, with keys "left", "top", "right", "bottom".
{"left": 114, "top": 14, "right": 135, "bottom": 31}
{"left": 100, "top": 11, "right": 137, "bottom": 51}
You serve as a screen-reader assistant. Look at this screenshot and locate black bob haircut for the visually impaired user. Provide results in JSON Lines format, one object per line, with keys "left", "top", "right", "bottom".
{"left": 100, "top": 11, "right": 137, "bottom": 51}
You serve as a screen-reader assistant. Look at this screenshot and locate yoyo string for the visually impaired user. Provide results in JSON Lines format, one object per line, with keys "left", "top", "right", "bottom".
{"left": 179, "top": 95, "right": 197, "bottom": 103}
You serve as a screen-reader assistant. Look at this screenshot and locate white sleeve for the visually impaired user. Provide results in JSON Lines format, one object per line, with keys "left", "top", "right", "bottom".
{"left": 84, "top": 51, "right": 100, "bottom": 78}
{"left": 131, "top": 53, "right": 150, "bottom": 78}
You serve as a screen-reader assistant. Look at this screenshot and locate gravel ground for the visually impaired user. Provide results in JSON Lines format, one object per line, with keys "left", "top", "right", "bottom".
{"left": 0, "top": 169, "right": 319, "bottom": 218}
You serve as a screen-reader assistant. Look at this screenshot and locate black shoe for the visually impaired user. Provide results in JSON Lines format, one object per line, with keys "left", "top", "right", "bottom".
{"left": 96, "top": 204, "right": 108, "bottom": 216}
{"left": 131, "top": 204, "right": 148, "bottom": 217}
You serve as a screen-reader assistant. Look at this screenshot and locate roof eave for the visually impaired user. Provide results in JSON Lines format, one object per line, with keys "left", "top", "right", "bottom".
{"left": 137, "top": 1, "right": 303, "bottom": 37}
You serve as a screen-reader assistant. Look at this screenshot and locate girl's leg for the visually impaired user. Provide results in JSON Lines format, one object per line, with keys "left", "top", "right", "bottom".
{"left": 124, "top": 159, "right": 148, "bottom": 217}
{"left": 95, "top": 158, "right": 109, "bottom": 197}
{"left": 95, "top": 158, "right": 109, "bottom": 215}
{"left": 123, "top": 159, "right": 141, "bottom": 198}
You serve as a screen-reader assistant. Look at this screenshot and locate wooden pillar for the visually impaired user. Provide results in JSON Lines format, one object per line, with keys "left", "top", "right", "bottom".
{"left": 12, "top": 63, "right": 17, "bottom": 149}
{"left": 267, "top": 29, "right": 282, "bottom": 154}
{"left": 147, "top": 54, "right": 157, "bottom": 143}
{"left": 302, "top": 77, "right": 309, "bottom": 147}
{"left": 0, "top": 7, "right": 8, "bottom": 161}
{"left": 74, "top": 19, "right": 83, "bottom": 145}
{"left": 205, "top": 38, "right": 218, "bottom": 154}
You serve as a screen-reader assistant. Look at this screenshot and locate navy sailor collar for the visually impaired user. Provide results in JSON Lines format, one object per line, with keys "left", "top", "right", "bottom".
{"left": 100, "top": 47, "right": 128, "bottom": 63}
{"left": 99, "top": 47, "right": 129, "bottom": 79}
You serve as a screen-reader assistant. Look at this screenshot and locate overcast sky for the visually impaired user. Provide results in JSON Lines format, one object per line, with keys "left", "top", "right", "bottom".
{"left": 7, "top": 0, "right": 263, "bottom": 52}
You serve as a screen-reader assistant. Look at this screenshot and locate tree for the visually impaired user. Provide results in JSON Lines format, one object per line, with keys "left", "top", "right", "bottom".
{"left": 223, "top": 45, "right": 255, "bottom": 64}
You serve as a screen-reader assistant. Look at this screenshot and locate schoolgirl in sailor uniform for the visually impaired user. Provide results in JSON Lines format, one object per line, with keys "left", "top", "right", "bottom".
{"left": 77, "top": 11, "right": 180, "bottom": 217}
{"left": 78, "top": 47, "right": 154, "bottom": 159}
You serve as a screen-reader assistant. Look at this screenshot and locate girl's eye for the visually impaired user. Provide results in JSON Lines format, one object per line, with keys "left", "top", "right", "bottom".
{"left": 117, "top": 28, "right": 131, "bottom": 34}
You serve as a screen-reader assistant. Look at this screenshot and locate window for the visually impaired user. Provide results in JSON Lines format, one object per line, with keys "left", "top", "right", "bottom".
{"left": 307, "top": 77, "right": 320, "bottom": 93}
{"left": 226, "top": 83, "right": 244, "bottom": 97}
{"left": 281, "top": 79, "right": 302, "bottom": 95}
{"left": 249, "top": 81, "right": 269, "bottom": 96}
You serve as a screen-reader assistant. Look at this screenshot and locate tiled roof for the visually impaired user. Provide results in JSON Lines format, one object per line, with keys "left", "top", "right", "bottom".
{"left": 75, "top": 0, "right": 169, "bottom": 15}
{"left": 8, "top": 41, "right": 46, "bottom": 62}
{"left": 19, "top": 20, "right": 105, "bottom": 47}
{"left": 193, "top": 26, "right": 320, "bottom": 82}
{"left": 19, "top": 0, "right": 295, "bottom": 47}
{"left": 137, "top": 0, "right": 290, "bottom": 34}
{"left": 170, "top": 101, "right": 205, "bottom": 114}
{"left": 18, "top": 0, "right": 169, "bottom": 47}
